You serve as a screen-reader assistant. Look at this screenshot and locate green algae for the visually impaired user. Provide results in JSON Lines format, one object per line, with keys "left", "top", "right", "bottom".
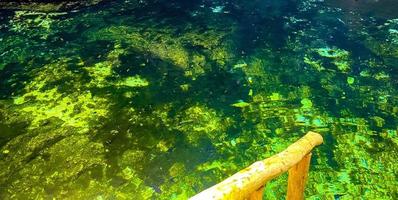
{"left": 305, "top": 47, "right": 352, "bottom": 72}
{"left": 269, "top": 93, "right": 283, "bottom": 101}
{"left": 176, "top": 105, "right": 232, "bottom": 146}
{"left": 231, "top": 101, "right": 251, "bottom": 108}
{"left": 300, "top": 98, "right": 313, "bottom": 109}
{"left": 347, "top": 76, "right": 355, "bottom": 85}
{"left": 9, "top": 11, "right": 56, "bottom": 35}
{"left": 364, "top": 19, "right": 398, "bottom": 59}
{"left": 10, "top": 59, "right": 109, "bottom": 131}
{"left": 84, "top": 23, "right": 234, "bottom": 79}
{"left": 117, "top": 76, "right": 149, "bottom": 88}
{"left": 316, "top": 47, "right": 349, "bottom": 59}
{"left": 233, "top": 62, "right": 248, "bottom": 69}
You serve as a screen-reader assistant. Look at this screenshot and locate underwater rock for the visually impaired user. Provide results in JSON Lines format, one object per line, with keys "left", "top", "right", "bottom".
{"left": 300, "top": 98, "right": 313, "bottom": 109}
{"left": 117, "top": 76, "right": 149, "bottom": 88}
{"left": 269, "top": 93, "right": 283, "bottom": 101}
{"left": 362, "top": 19, "right": 398, "bottom": 61}
{"left": 0, "top": 0, "right": 106, "bottom": 12}
{"left": 10, "top": 59, "right": 110, "bottom": 132}
{"left": 0, "top": 128, "right": 108, "bottom": 198}
{"left": 231, "top": 101, "right": 250, "bottom": 108}
{"left": 305, "top": 47, "right": 352, "bottom": 72}
{"left": 168, "top": 163, "right": 185, "bottom": 178}
{"left": 316, "top": 48, "right": 349, "bottom": 59}
{"left": 86, "top": 24, "right": 231, "bottom": 78}
{"left": 347, "top": 76, "right": 355, "bottom": 85}
{"left": 176, "top": 105, "right": 232, "bottom": 146}
{"left": 233, "top": 62, "right": 248, "bottom": 69}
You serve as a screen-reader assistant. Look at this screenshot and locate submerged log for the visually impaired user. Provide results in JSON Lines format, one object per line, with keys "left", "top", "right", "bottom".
{"left": 190, "top": 131, "right": 323, "bottom": 200}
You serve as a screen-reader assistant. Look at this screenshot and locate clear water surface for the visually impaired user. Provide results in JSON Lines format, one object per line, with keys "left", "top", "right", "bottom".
{"left": 0, "top": 0, "right": 397, "bottom": 199}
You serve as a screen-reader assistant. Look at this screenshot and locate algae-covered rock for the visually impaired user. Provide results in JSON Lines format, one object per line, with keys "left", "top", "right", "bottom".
{"left": 347, "top": 76, "right": 355, "bottom": 85}
{"left": 10, "top": 58, "right": 109, "bottom": 132}
{"left": 0, "top": 128, "right": 106, "bottom": 199}
{"left": 314, "top": 47, "right": 352, "bottom": 72}
{"left": 269, "top": 92, "right": 283, "bottom": 101}
{"left": 363, "top": 19, "right": 398, "bottom": 59}
{"left": 168, "top": 162, "right": 185, "bottom": 178}
{"left": 0, "top": 0, "right": 105, "bottom": 12}
{"left": 176, "top": 105, "right": 232, "bottom": 145}
{"left": 301, "top": 98, "right": 313, "bottom": 109}
{"left": 117, "top": 76, "right": 149, "bottom": 88}
{"left": 231, "top": 100, "right": 250, "bottom": 108}
{"left": 84, "top": 23, "right": 234, "bottom": 78}
{"left": 118, "top": 149, "right": 146, "bottom": 171}
{"left": 316, "top": 48, "right": 349, "bottom": 59}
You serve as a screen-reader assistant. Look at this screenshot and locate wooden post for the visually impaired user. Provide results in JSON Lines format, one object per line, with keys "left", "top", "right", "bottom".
{"left": 286, "top": 153, "right": 312, "bottom": 200}
{"left": 249, "top": 186, "right": 264, "bottom": 200}
{"left": 189, "top": 132, "right": 323, "bottom": 200}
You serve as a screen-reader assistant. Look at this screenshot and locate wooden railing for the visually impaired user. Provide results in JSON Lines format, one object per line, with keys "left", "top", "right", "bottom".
{"left": 190, "top": 131, "right": 323, "bottom": 200}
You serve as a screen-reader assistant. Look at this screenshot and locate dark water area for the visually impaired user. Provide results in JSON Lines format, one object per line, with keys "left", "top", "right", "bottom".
{"left": 326, "top": 0, "right": 398, "bottom": 19}
{"left": 0, "top": 0, "right": 397, "bottom": 199}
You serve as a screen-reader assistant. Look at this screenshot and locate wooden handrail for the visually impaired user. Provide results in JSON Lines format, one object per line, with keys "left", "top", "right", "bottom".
{"left": 190, "top": 131, "right": 323, "bottom": 200}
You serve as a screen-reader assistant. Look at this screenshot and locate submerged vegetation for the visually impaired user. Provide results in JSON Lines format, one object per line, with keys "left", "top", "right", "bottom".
{"left": 0, "top": 0, "right": 397, "bottom": 199}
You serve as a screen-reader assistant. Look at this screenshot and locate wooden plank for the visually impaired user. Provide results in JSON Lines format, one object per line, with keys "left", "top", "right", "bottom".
{"left": 189, "top": 132, "right": 323, "bottom": 200}
{"left": 286, "top": 153, "right": 312, "bottom": 200}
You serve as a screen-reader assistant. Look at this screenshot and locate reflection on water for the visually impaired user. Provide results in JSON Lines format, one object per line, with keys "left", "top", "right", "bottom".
{"left": 0, "top": 0, "right": 397, "bottom": 199}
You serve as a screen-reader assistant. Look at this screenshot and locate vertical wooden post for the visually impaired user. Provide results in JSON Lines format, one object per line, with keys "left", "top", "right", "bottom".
{"left": 249, "top": 186, "right": 264, "bottom": 200}
{"left": 190, "top": 132, "right": 322, "bottom": 200}
{"left": 286, "top": 153, "right": 312, "bottom": 200}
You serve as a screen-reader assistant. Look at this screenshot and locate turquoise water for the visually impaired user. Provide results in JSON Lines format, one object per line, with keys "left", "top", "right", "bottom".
{"left": 0, "top": 0, "right": 397, "bottom": 199}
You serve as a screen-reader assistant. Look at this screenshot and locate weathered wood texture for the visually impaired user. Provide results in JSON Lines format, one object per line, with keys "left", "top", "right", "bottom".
{"left": 190, "top": 131, "right": 323, "bottom": 200}
{"left": 248, "top": 186, "right": 264, "bottom": 200}
{"left": 286, "top": 153, "right": 312, "bottom": 200}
